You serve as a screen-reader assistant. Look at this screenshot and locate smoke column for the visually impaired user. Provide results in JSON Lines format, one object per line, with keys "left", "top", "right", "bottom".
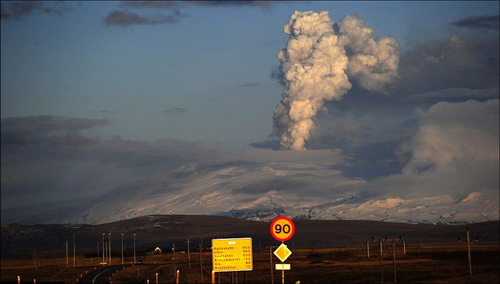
{"left": 273, "top": 11, "right": 400, "bottom": 150}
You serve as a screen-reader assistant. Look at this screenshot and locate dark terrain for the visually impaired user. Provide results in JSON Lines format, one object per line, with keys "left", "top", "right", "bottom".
{"left": 2, "top": 215, "right": 498, "bottom": 256}
{"left": 1, "top": 215, "right": 499, "bottom": 283}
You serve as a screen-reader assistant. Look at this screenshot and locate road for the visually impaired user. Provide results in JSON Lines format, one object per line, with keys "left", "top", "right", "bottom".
{"left": 80, "top": 264, "right": 131, "bottom": 284}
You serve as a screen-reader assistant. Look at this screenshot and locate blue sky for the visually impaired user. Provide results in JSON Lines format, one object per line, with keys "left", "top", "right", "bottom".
{"left": 1, "top": 1, "right": 499, "bottom": 219}
{"left": 2, "top": 1, "right": 498, "bottom": 145}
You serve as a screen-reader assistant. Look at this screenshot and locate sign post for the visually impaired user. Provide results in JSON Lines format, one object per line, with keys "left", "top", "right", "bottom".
{"left": 270, "top": 216, "right": 296, "bottom": 284}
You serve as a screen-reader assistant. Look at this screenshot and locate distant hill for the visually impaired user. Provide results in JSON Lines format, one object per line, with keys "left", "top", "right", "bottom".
{"left": 2, "top": 215, "right": 498, "bottom": 256}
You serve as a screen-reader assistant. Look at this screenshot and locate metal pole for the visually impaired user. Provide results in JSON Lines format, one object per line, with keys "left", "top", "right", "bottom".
{"left": 200, "top": 243, "right": 204, "bottom": 284}
{"left": 172, "top": 243, "right": 176, "bottom": 278}
{"left": 379, "top": 240, "right": 384, "bottom": 284}
{"left": 121, "top": 233, "right": 124, "bottom": 266}
{"left": 467, "top": 227, "right": 472, "bottom": 275}
{"left": 270, "top": 246, "right": 274, "bottom": 284}
{"left": 133, "top": 233, "right": 136, "bottom": 265}
{"left": 108, "top": 233, "right": 112, "bottom": 265}
{"left": 66, "top": 240, "right": 69, "bottom": 267}
{"left": 187, "top": 238, "right": 191, "bottom": 269}
{"left": 73, "top": 234, "right": 76, "bottom": 268}
{"left": 97, "top": 241, "right": 100, "bottom": 263}
{"left": 392, "top": 241, "right": 397, "bottom": 283}
{"left": 104, "top": 240, "right": 107, "bottom": 265}
{"left": 281, "top": 270, "right": 285, "bottom": 284}
{"left": 102, "top": 233, "right": 105, "bottom": 265}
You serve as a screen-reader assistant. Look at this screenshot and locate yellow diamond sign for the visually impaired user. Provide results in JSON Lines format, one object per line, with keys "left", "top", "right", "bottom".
{"left": 273, "top": 243, "right": 292, "bottom": 262}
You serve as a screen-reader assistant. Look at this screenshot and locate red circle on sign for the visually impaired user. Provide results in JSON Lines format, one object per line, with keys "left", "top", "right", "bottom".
{"left": 270, "top": 216, "right": 295, "bottom": 242}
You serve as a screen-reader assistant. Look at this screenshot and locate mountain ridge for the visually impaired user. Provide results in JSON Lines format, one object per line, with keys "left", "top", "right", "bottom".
{"left": 2, "top": 162, "right": 498, "bottom": 225}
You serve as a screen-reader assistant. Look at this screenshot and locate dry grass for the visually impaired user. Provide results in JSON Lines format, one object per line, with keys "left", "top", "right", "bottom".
{"left": 2, "top": 244, "right": 498, "bottom": 283}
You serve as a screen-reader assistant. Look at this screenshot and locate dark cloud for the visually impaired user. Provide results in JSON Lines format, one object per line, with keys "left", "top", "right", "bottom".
{"left": 105, "top": 0, "right": 276, "bottom": 27}
{"left": 0, "top": 115, "right": 221, "bottom": 210}
{"left": 237, "top": 82, "right": 259, "bottom": 88}
{"left": 96, "top": 110, "right": 120, "bottom": 115}
{"left": 121, "top": 1, "right": 180, "bottom": 10}
{"left": 249, "top": 139, "right": 281, "bottom": 150}
{"left": 163, "top": 107, "right": 187, "bottom": 114}
{"left": 122, "top": 1, "right": 273, "bottom": 9}
{"left": 1, "top": 1, "right": 68, "bottom": 20}
{"left": 1, "top": 115, "right": 217, "bottom": 170}
{"left": 451, "top": 15, "right": 499, "bottom": 30}
{"left": 287, "top": 32, "right": 498, "bottom": 171}
{"left": 1, "top": 116, "right": 107, "bottom": 142}
{"left": 186, "top": 1, "right": 273, "bottom": 8}
{"left": 408, "top": 87, "right": 499, "bottom": 101}
{"left": 1, "top": 116, "right": 108, "bottom": 165}
{"left": 270, "top": 65, "right": 286, "bottom": 86}
{"left": 105, "top": 9, "right": 183, "bottom": 26}
{"left": 394, "top": 34, "right": 499, "bottom": 99}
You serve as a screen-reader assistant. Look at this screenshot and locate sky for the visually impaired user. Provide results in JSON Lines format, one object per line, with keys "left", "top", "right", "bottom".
{"left": 1, "top": 1, "right": 499, "bottom": 221}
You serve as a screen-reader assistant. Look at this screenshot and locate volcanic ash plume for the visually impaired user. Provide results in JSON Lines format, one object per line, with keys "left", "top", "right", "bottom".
{"left": 273, "top": 11, "right": 400, "bottom": 150}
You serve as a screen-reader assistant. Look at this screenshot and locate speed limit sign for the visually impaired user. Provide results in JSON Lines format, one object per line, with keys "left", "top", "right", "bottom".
{"left": 270, "top": 216, "right": 295, "bottom": 242}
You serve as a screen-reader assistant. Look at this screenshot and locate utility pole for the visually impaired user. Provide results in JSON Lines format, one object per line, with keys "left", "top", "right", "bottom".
{"left": 392, "top": 240, "right": 396, "bottom": 283}
{"left": 186, "top": 238, "right": 191, "bottom": 269}
{"left": 104, "top": 240, "right": 107, "bottom": 265}
{"left": 172, "top": 243, "right": 176, "bottom": 278}
{"left": 121, "top": 233, "right": 124, "bottom": 266}
{"left": 108, "top": 233, "right": 112, "bottom": 265}
{"left": 97, "top": 241, "right": 100, "bottom": 264}
{"left": 133, "top": 233, "right": 137, "bottom": 265}
{"left": 372, "top": 236, "right": 384, "bottom": 284}
{"left": 466, "top": 226, "right": 479, "bottom": 275}
{"left": 379, "top": 240, "right": 384, "bottom": 284}
{"left": 73, "top": 234, "right": 76, "bottom": 268}
{"left": 373, "top": 236, "right": 402, "bottom": 284}
{"left": 269, "top": 246, "right": 275, "bottom": 284}
{"left": 102, "top": 233, "right": 105, "bottom": 265}
{"left": 199, "top": 242, "right": 204, "bottom": 284}
{"left": 66, "top": 240, "right": 69, "bottom": 267}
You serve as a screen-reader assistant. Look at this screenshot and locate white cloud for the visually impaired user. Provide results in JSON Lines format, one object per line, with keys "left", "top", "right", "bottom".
{"left": 403, "top": 99, "right": 499, "bottom": 176}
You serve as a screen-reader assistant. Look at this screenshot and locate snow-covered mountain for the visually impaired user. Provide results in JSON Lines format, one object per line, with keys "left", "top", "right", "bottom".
{"left": 2, "top": 161, "right": 497, "bottom": 225}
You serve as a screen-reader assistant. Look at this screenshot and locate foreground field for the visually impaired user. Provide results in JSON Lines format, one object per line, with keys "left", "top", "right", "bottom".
{"left": 1, "top": 243, "right": 498, "bottom": 283}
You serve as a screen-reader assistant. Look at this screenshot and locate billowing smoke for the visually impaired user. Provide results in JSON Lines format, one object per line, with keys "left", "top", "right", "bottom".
{"left": 273, "top": 11, "right": 400, "bottom": 150}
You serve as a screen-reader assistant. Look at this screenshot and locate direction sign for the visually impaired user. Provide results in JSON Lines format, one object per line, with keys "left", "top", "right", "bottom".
{"left": 273, "top": 243, "right": 292, "bottom": 262}
{"left": 270, "top": 216, "right": 296, "bottom": 242}
{"left": 212, "top": 238, "right": 253, "bottom": 272}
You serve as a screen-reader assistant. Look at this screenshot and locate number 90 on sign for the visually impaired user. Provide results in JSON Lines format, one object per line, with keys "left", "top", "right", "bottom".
{"left": 270, "top": 216, "right": 295, "bottom": 242}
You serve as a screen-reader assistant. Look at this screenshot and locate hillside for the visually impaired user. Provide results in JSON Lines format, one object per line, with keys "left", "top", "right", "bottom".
{"left": 2, "top": 215, "right": 498, "bottom": 257}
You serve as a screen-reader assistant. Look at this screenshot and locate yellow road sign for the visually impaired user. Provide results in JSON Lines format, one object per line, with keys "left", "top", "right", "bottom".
{"left": 212, "top": 238, "right": 253, "bottom": 272}
{"left": 273, "top": 243, "right": 292, "bottom": 262}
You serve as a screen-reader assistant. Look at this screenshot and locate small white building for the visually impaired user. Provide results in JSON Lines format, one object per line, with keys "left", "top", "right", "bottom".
{"left": 153, "top": 247, "right": 162, "bottom": 254}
